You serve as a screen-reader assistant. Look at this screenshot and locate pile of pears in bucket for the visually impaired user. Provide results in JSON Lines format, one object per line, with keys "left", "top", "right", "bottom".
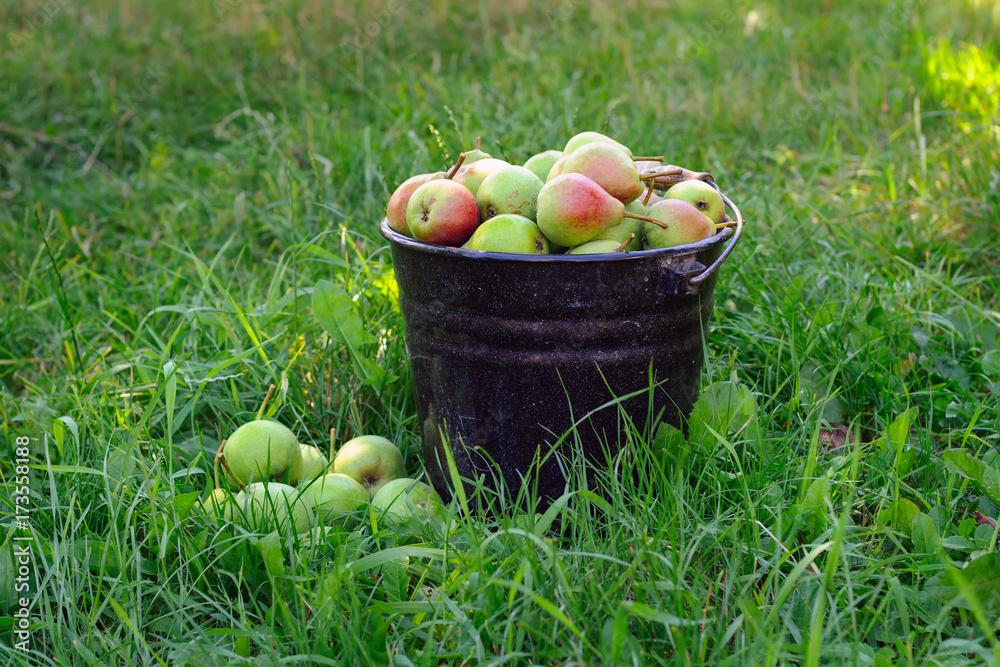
{"left": 198, "top": 388, "right": 441, "bottom": 535}
{"left": 386, "top": 131, "right": 732, "bottom": 254}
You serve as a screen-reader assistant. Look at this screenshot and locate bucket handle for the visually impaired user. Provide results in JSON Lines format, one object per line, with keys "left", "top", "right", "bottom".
{"left": 648, "top": 167, "right": 744, "bottom": 288}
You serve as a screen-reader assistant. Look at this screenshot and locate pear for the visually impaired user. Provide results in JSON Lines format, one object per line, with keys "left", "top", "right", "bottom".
{"left": 222, "top": 420, "right": 301, "bottom": 488}
{"left": 386, "top": 172, "right": 445, "bottom": 236}
{"left": 406, "top": 179, "right": 481, "bottom": 246}
{"left": 476, "top": 166, "right": 545, "bottom": 221}
{"left": 453, "top": 158, "right": 511, "bottom": 197}
{"left": 641, "top": 199, "right": 716, "bottom": 249}
{"left": 196, "top": 488, "right": 234, "bottom": 522}
{"left": 554, "top": 143, "right": 645, "bottom": 204}
{"left": 568, "top": 239, "right": 630, "bottom": 254}
{"left": 288, "top": 444, "right": 329, "bottom": 485}
{"left": 536, "top": 174, "right": 625, "bottom": 247}
{"left": 234, "top": 482, "right": 313, "bottom": 533}
{"left": 563, "top": 131, "right": 633, "bottom": 157}
{"left": 663, "top": 180, "right": 725, "bottom": 224}
{"left": 461, "top": 137, "right": 492, "bottom": 165}
{"left": 592, "top": 215, "right": 643, "bottom": 251}
{"left": 522, "top": 150, "right": 563, "bottom": 182}
{"left": 332, "top": 435, "right": 408, "bottom": 499}
{"left": 468, "top": 214, "right": 549, "bottom": 254}
{"left": 298, "top": 473, "right": 368, "bottom": 526}
{"left": 371, "top": 478, "right": 443, "bottom": 523}
{"left": 546, "top": 153, "right": 569, "bottom": 181}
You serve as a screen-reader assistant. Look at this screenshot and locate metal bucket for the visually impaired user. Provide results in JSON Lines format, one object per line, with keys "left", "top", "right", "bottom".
{"left": 381, "top": 181, "right": 744, "bottom": 504}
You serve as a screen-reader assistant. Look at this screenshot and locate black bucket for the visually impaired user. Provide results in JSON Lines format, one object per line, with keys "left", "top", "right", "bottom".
{"left": 381, "top": 184, "right": 744, "bottom": 505}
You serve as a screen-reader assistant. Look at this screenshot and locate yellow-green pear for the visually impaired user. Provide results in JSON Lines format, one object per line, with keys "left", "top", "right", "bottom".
{"left": 222, "top": 420, "right": 301, "bottom": 488}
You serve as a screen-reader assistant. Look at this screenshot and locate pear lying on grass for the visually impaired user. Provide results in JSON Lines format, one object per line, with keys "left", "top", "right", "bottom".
{"left": 332, "top": 435, "right": 408, "bottom": 498}
{"left": 288, "top": 444, "right": 329, "bottom": 485}
{"left": 197, "top": 488, "right": 234, "bottom": 522}
{"left": 372, "top": 478, "right": 443, "bottom": 523}
{"left": 222, "top": 420, "right": 302, "bottom": 488}
{"left": 235, "top": 482, "right": 313, "bottom": 533}
{"left": 299, "top": 473, "right": 368, "bottom": 526}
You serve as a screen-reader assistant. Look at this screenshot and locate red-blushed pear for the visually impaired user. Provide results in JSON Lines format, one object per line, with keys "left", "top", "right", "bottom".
{"left": 406, "top": 179, "right": 481, "bottom": 246}
{"left": 546, "top": 153, "right": 569, "bottom": 181}
{"left": 371, "top": 478, "right": 443, "bottom": 523}
{"left": 557, "top": 143, "right": 646, "bottom": 204}
{"left": 386, "top": 172, "right": 446, "bottom": 236}
{"left": 663, "top": 180, "right": 726, "bottom": 224}
{"left": 453, "top": 158, "right": 511, "bottom": 197}
{"left": 523, "top": 150, "right": 563, "bottom": 182}
{"left": 468, "top": 214, "right": 549, "bottom": 254}
{"left": 476, "top": 166, "right": 545, "bottom": 221}
{"left": 331, "top": 435, "right": 408, "bottom": 499}
{"left": 298, "top": 473, "right": 368, "bottom": 527}
{"left": 536, "top": 174, "right": 626, "bottom": 247}
{"left": 641, "top": 199, "right": 716, "bottom": 249}
{"left": 563, "top": 131, "right": 633, "bottom": 157}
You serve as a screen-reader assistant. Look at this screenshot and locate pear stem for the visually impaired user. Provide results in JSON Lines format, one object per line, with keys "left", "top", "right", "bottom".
{"left": 623, "top": 211, "right": 667, "bottom": 229}
{"left": 615, "top": 233, "right": 636, "bottom": 252}
{"left": 475, "top": 136, "right": 481, "bottom": 150}
{"left": 641, "top": 179, "right": 656, "bottom": 206}
{"left": 213, "top": 438, "right": 226, "bottom": 490}
{"left": 445, "top": 153, "right": 467, "bottom": 179}
{"left": 217, "top": 439, "right": 246, "bottom": 491}
{"left": 639, "top": 169, "right": 683, "bottom": 181}
{"left": 715, "top": 220, "right": 740, "bottom": 228}
{"left": 632, "top": 156, "right": 665, "bottom": 162}
{"left": 256, "top": 384, "right": 276, "bottom": 421}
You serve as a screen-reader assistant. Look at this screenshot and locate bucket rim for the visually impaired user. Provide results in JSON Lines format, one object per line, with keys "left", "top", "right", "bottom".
{"left": 379, "top": 217, "right": 733, "bottom": 263}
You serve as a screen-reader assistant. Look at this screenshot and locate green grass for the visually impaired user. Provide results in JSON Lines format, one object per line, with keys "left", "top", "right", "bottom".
{"left": 1, "top": 0, "right": 999, "bottom": 664}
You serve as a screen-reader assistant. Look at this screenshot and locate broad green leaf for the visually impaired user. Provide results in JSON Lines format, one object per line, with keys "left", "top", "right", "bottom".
{"left": 169, "top": 491, "right": 203, "bottom": 521}
{"left": 689, "top": 380, "right": 758, "bottom": 441}
{"left": 910, "top": 512, "right": 940, "bottom": 553}
{"left": 942, "top": 535, "right": 976, "bottom": 551}
{"left": 877, "top": 498, "right": 920, "bottom": 532}
{"left": 799, "top": 478, "right": 830, "bottom": 517}
{"left": 312, "top": 279, "right": 374, "bottom": 348}
{"left": 928, "top": 552, "right": 1000, "bottom": 616}
{"left": 381, "top": 555, "right": 409, "bottom": 601}
{"left": 943, "top": 449, "right": 1000, "bottom": 503}
{"left": 982, "top": 349, "right": 1000, "bottom": 377}
{"left": 254, "top": 532, "right": 285, "bottom": 577}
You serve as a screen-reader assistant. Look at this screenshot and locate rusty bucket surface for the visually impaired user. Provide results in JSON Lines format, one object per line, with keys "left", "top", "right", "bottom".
{"left": 381, "top": 187, "right": 743, "bottom": 504}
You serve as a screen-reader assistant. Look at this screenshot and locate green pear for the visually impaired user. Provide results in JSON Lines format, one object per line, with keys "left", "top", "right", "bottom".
{"left": 522, "top": 150, "right": 563, "bottom": 182}
{"left": 453, "top": 158, "right": 511, "bottom": 197}
{"left": 289, "top": 444, "right": 329, "bottom": 485}
{"left": 641, "top": 199, "right": 716, "bottom": 249}
{"left": 563, "top": 131, "right": 633, "bottom": 157}
{"left": 222, "top": 420, "right": 302, "bottom": 488}
{"left": 386, "top": 172, "right": 445, "bottom": 236}
{"left": 461, "top": 137, "right": 492, "bottom": 165}
{"left": 476, "top": 166, "right": 545, "bottom": 221}
{"left": 568, "top": 239, "right": 629, "bottom": 254}
{"left": 298, "top": 473, "right": 368, "bottom": 526}
{"left": 372, "top": 478, "right": 443, "bottom": 523}
{"left": 663, "top": 180, "right": 725, "bottom": 224}
{"left": 234, "top": 482, "right": 313, "bottom": 533}
{"left": 554, "top": 143, "right": 645, "bottom": 204}
{"left": 536, "top": 173, "right": 625, "bottom": 247}
{"left": 196, "top": 488, "right": 234, "bottom": 522}
{"left": 467, "top": 214, "right": 549, "bottom": 254}
{"left": 332, "top": 435, "right": 408, "bottom": 499}
{"left": 592, "top": 215, "right": 643, "bottom": 251}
